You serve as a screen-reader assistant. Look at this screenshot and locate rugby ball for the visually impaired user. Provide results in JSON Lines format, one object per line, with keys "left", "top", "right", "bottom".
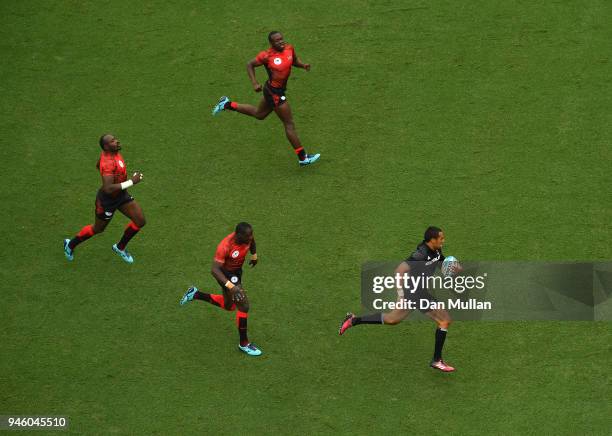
{"left": 441, "top": 256, "right": 459, "bottom": 277}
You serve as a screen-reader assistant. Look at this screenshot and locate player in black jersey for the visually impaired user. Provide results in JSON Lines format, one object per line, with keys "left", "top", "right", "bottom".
{"left": 338, "top": 226, "right": 459, "bottom": 372}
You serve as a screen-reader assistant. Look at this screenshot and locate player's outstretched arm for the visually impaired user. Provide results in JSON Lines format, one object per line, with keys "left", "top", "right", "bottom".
{"left": 246, "top": 59, "right": 262, "bottom": 92}
{"left": 100, "top": 172, "right": 143, "bottom": 195}
{"left": 293, "top": 57, "right": 310, "bottom": 71}
{"left": 395, "top": 261, "right": 410, "bottom": 275}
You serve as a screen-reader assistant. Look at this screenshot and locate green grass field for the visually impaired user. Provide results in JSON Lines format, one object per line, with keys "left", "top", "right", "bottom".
{"left": 1, "top": 0, "right": 611, "bottom": 434}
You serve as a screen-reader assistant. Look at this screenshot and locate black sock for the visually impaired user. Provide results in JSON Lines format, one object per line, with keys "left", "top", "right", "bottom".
{"left": 433, "top": 328, "right": 447, "bottom": 361}
{"left": 238, "top": 314, "right": 248, "bottom": 346}
{"left": 68, "top": 237, "right": 81, "bottom": 250}
{"left": 294, "top": 146, "right": 307, "bottom": 161}
{"left": 352, "top": 313, "right": 383, "bottom": 326}
{"left": 194, "top": 291, "right": 222, "bottom": 308}
{"left": 117, "top": 222, "right": 140, "bottom": 250}
{"left": 68, "top": 225, "right": 95, "bottom": 250}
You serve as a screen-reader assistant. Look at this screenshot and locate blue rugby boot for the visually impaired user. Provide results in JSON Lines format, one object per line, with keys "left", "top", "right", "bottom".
{"left": 212, "top": 96, "right": 230, "bottom": 116}
{"left": 180, "top": 286, "right": 198, "bottom": 305}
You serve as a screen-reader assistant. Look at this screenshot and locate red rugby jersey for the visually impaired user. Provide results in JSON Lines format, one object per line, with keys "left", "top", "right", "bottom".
{"left": 214, "top": 232, "right": 252, "bottom": 272}
{"left": 254, "top": 44, "right": 296, "bottom": 89}
{"left": 97, "top": 151, "right": 127, "bottom": 184}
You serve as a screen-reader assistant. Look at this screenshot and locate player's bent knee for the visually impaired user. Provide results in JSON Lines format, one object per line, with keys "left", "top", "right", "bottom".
{"left": 438, "top": 319, "right": 451, "bottom": 329}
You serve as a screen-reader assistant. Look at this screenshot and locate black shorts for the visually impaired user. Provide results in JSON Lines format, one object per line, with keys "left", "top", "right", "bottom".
{"left": 95, "top": 189, "right": 134, "bottom": 221}
{"left": 263, "top": 82, "right": 287, "bottom": 108}
{"left": 219, "top": 268, "right": 243, "bottom": 292}
{"left": 405, "top": 288, "right": 439, "bottom": 313}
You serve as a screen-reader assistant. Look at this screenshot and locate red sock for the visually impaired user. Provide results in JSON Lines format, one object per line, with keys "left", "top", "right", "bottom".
{"left": 210, "top": 294, "right": 225, "bottom": 306}
{"left": 68, "top": 224, "right": 95, "bottom": 249}
{"left": 194, "top": 292, "right": 235, "bottom": 311}
{"left": 117, "top": 221, "right": 140, "bottom": 250}
{"left": 237, "top": 311, "right": 249, "bottom": 346}
{"left": 225, "top": 101, "right": 238, "bottom": 111}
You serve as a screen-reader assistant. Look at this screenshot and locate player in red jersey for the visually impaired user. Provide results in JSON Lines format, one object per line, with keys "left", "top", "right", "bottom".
{"left": 63, "top": 134, "right": 145, "bottom": 264}
{"left": 212, "top": 31, "right": 321, "bottom": 167}
{"left": 179, "top": 222, "right": 262, "bottom": 356}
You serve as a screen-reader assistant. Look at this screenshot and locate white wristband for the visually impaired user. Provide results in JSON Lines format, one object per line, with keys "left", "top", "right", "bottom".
{"left": 120, "top": 180, "right": 134, "bottom": 190}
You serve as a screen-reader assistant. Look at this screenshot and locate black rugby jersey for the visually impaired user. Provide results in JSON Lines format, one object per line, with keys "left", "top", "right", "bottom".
{"left": 405, "top": 242, "right": 445, "bottom": 277}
